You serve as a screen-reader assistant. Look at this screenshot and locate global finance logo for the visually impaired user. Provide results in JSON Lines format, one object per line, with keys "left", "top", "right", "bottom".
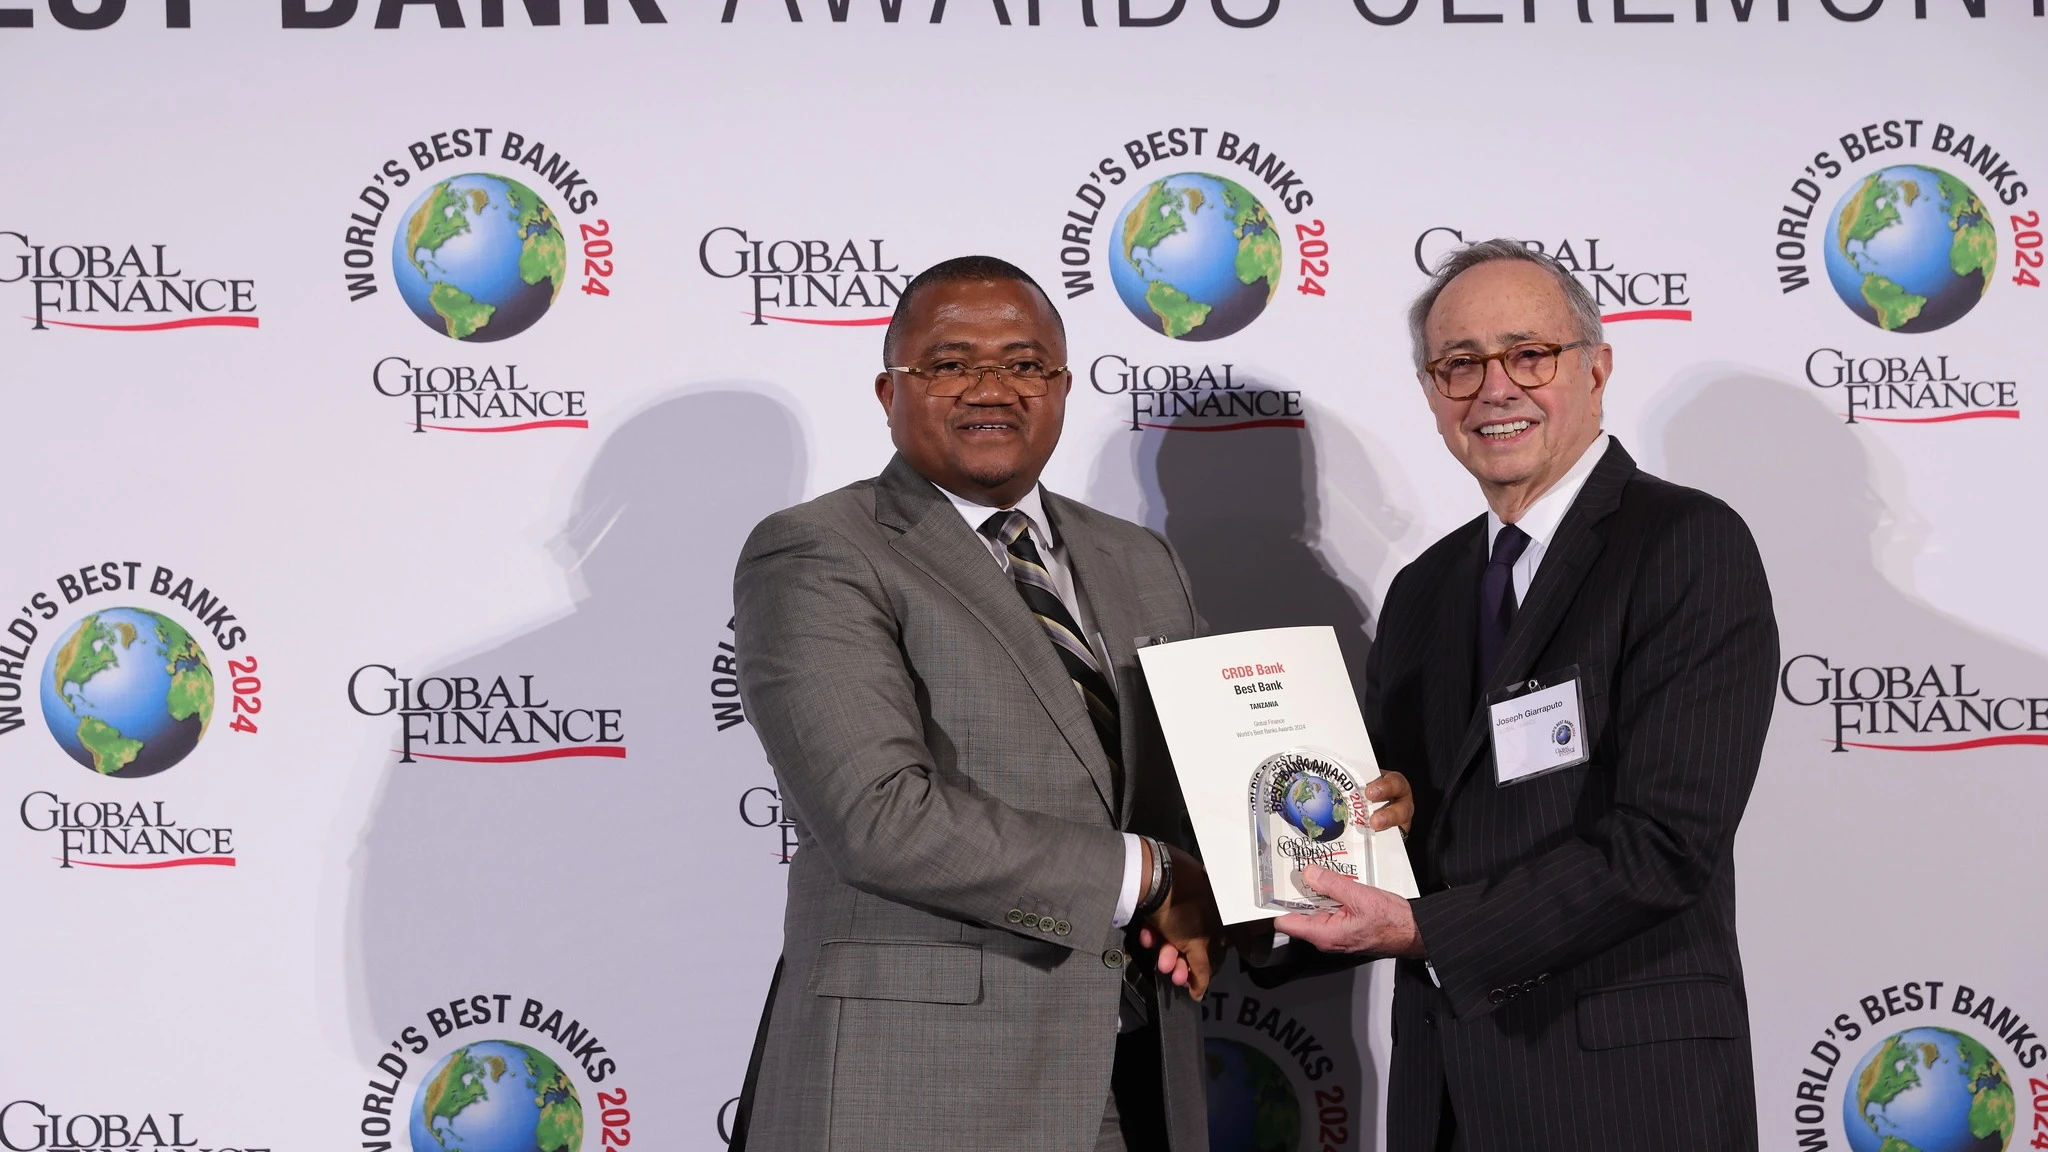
{"left": 340, "top": 128, "right": 609, "bottom": 434}
{"left": 1056, "top": 129, "right": 1320, "bottom": 431}
{"left": 3, "top": 562, "right": 257, "bottom": 869}
{"left": 0, "top": 1100, "right": 265, "bottom": 1152}
{"left": 1412, "top": 227, "right": 1694, "bottom": 324}
{"left": 347, "top": 664, "right": 627, "bottom": 764}
{"left": 359, "top": 993, "right": 631, "bottom": 1152}
{"left": 1774, "top": 119, "right": 2033, "bottom": 425}
{"left": 1787, "top": 979, "right": 2039, "bottom": 1152}
{"left": 739, "top": 784, "right": 798, "bottom": 864}
{"left": 698, "top": 228, "right": 909, "bottom": 327}
{"left": 1778, "top": 655, "right": 2048, "bottom": 753}
{"left": 3, "top": 564, "right": 256, "bottom": 773}
{"left": 2, "top": 232, "right": 259, "bottom": 332}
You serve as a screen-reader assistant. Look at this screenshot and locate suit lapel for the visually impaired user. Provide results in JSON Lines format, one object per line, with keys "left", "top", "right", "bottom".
{"left": 1046, "top": 492, "right": 1142, "bottom": 827}
{"left": 875, "top": 457, "right": 1120, "bottom": 819}
{"left": 1425, "top": 519, "right": 1486, "bottom": 791}
{"left": 1431, "top": 440, "right": 1637, "bottom": 835}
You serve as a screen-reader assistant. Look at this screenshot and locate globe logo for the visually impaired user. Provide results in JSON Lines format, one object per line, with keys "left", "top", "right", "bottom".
{"left": 410, "top": 1040, "right": 584, "bottom": 1152}
{"left": 1823, "top": 165, "right": 1998, "bottom": 333}
{"left": 40, "top": 608, "right": 213, "bottom": 779}
{"left": 1842, "top": 1026, "right": 2015, "bottom": 1152}
{"left": 1553, "top": 721, "right": 1574, "bottom": 746}
{"left": 393, "top": 174, "right": 568, "bottom": 343}
{"left": 1205, "top": 1038, "right": 1300, "bottom": 1152}
{"left": 1107, "top": 172, "right": 1283, "bottom": 342}
{"left": 1279, "top": 774, "right": 1349, "bottom": 843}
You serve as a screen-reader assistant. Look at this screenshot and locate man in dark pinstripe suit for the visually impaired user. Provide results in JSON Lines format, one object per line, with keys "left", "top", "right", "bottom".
{"left": 1272, "top": 240, "right": 1778, "bottom": 1151}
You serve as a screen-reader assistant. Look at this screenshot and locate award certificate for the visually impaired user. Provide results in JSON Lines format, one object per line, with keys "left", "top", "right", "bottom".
{"left": 1137, "top": 625, "right": 1419, "bottom": 926}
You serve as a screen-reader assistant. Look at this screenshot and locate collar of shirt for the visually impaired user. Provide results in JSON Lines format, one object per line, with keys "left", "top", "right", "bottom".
{"left": 933, "top": 481, "right": 1059, "bottom": 561}
{"left": 931, "top": 479, "right": 1110, "bottom": 679}
{"left": 1485, "top": 431, "right": 1609, "bottom": 604}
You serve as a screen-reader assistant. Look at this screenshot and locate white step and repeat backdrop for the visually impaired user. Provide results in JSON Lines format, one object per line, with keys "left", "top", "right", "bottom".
{"left": 3, "top": 3, "right": 2044, "bottom": 1150}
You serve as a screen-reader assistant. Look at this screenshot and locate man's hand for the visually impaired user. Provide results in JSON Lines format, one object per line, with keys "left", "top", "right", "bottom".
{"left": 1136, "top": 844, "right": 1225, "bottom": 999}
{"left": 1271, "top": 863, "right": 1426, "bottom": 958}
{"left": 1367, "top": 769, "right": 1414, "bottom": 835}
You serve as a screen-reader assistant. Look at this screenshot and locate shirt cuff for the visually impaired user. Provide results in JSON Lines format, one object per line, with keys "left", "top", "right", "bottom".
{"left": 1112, "top": 833, "right": 1143, "bottom": 928}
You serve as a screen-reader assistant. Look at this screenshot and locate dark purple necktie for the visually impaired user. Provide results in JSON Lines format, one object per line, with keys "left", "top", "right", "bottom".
{"left": 1477, "top": 523, "right": 1532, "bottom": 696}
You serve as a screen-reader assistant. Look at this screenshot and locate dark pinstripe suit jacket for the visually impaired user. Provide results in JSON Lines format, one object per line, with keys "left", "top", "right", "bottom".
{"left": 1371, "top": 439, "right": 1777, "bottom": 1152}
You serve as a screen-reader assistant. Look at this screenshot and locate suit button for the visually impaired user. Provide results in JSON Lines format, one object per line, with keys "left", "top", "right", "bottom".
{"left": 1039, "top": 918, "right": 1055, "bottom": 933}
{"left": 1054, "top": 920, "right": 1072, "bottom": 936}
{"left": 1023, "top": 914, "right": 1040, "bottom": 928}
{"left": 1103, "top": 948, "right": 1127, "bottom": 969}
{"left": 1488, "top": 988, "right": 1507, "bottom": 1005}
{"left": 1537, "top": 972, "right": 1551, "bottom": 984}
{"left": 1422, "top": 1009, "right": 1437, "bottom": 1026}
{"left": 1007, "top": 909, "right": 1024, "bottom": 924}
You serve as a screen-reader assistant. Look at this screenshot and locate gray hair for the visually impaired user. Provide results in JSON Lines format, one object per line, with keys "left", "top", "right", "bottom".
{"left": 1406, "top": 238, "right": 1604, "bottom": 371}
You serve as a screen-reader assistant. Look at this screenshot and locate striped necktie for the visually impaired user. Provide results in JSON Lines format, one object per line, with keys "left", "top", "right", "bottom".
{"left": 979, "top": 510, "right": 1124, "bottom": 780}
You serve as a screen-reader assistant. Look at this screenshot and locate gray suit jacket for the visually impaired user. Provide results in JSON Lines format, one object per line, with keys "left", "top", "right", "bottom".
{"left": 733, "top": 454, "right": 1209, "bottom": 1152}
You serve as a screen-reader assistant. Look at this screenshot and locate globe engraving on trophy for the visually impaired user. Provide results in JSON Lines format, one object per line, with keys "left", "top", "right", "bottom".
{"left": 1249, "top": 747, "right": 1373, "bottom": 911}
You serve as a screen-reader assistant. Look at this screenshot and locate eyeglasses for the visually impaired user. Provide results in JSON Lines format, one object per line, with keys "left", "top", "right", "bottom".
{"left": 884, "top": 360, "right": 1069, "bottom": 398}
{"left": 1421, "top": 341, "right": 1591, "bottom": 400}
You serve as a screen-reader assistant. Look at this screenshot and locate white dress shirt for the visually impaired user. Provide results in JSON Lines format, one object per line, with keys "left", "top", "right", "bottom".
{"left": 934, "top": 484, "right": 1146, "bottom": 930}
{"left": 1485, "top": 432, "right": 1610, "bottom": 605}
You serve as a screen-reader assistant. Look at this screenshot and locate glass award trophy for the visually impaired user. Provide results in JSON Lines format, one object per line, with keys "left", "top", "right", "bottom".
{"left": 1250, "top": 746, "right": 1375, "bottom": 911}
{"left": 1135, "top": 626, "right": 1418, "bottom": 925}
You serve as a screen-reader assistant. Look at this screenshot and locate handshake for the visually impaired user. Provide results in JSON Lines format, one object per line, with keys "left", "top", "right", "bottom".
{"left": 1130, "top": 770, "right": 1417, "bottom": 998}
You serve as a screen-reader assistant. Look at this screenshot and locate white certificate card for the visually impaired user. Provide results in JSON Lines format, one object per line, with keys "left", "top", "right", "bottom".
{"left": 1137, "top": 625, "right": 1419, "bottom": 926}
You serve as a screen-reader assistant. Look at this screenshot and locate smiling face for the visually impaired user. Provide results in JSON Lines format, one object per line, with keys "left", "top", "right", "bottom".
{"left": 1419, "top": 259, "right": 1612, "bottom": 521}
{"left": 876, "top": 277, "right": 1071, "bottom": 509}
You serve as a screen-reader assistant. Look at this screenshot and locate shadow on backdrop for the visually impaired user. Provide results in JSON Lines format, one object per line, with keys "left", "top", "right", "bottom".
{"left": 1092, "top": 398, "right": 1410, "bottom": 702}
{"left": 1651, "top": 370, "right": 2047, "bottom": 720}
{"left": 1648, "top": 372, "right": 2048, "bottom": 952}
{"left": 346, "top": 388, "right": 806, "bottom": 1123}
{"left": 1089, "top": 395, "right": 1413, "bottom": 1149}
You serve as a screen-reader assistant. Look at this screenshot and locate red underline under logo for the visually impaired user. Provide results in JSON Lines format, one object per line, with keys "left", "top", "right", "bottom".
{"left": 1599, "top": 309, "right": 1692, "bottom": 323}
{"left": 1830, "top": 734, "right": 2048, "bottom": 752}
{"left": 749, "top": 312, "right": 892, "bottom": 327}
{"left": 1850, "top": 410, "right": 2019, "bottom": 425}
{"left": 58, "top": 856, "right": 237, "bottom": 869}
{"left": 1137, "top": 418, "right": 1308, "bottom": 433}
{"left": 412, "top": 419, "right": 591, "bottom": 433}
{"left": 393, "top": 746, "right": 628, "bottom": 763}
{"left": 26, "top": 315, "right": 260, "bottom": 332}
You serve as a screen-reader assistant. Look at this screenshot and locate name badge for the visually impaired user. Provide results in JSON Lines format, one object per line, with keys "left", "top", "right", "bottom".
{"left": 1487, "top": 666, "right": 1588, "bottom": 786}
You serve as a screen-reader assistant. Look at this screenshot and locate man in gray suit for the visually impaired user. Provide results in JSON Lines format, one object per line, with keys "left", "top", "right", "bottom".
{"left": 731, "top": 256, "right": 1239, "bottom": 1151}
